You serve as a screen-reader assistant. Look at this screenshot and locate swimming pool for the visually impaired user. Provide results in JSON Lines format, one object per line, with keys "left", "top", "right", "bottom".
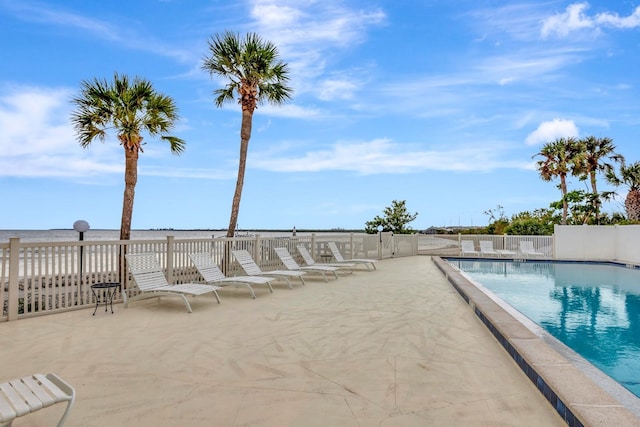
{"left": 446, "top": 258, "right": 640, "bottom": 399}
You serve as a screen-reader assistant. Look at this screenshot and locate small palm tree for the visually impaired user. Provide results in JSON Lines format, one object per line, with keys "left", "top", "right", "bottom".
{"left": 606, "top": 161, "right": 640, "bottom": 221}
{"left": 71, "top": 73, "right": 185, "bottom": 240}
{"left": 573, "top": 136, "right": 623, "bottom": 224}
{"left": 202, "top": 31, "right": 293, "bottom": 238}
{"left": 534, "top": 137, "right": 580, "bottom": 225}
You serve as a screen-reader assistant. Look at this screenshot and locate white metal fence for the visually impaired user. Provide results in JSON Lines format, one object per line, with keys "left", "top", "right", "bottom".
{"left": 1, "top": 231, "right": 561, "bottom": 322}
{"left": 0, "top": 233, "right": 393, "bottom": 321}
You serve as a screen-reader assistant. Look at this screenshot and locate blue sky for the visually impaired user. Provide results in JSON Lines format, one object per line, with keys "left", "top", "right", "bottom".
{"left": 1, "top": 1, "right": 640, "bottom": 231}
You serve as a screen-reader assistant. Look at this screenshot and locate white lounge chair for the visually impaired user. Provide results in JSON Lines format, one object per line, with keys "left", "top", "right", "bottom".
{"left": 232, "top": 249, "right": 306, "bottom": 288}
{"left": 273, "top": 247, "right": 339, "bottom": 282}
{"left": 125, "top": 253, "right": 221, "bottom": 313}
{"left": 189, "top": 253, "right": 275, "bottom": 299}
{"left": 0, "top": 373, "right": 75, "bottom": 427}
{"left": 327, "top": 242, "right": 377, "bottom": 271}
{"left": 296, "top": 244, "right": 354, "bottom": 273}
{"left": 479, "top": 240, "right": 499, "bottom": 257}
{"left": 496, "top": 247, "right": 517, "bottom": 257}
{"left": 460, "top": 240, "right": 480, "bottom": 256}
{"left": 519, "top": 241, "right": 545, "bottom": 258}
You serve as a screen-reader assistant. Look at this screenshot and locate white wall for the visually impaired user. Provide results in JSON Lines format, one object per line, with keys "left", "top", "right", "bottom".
{"left": 554, "top": 225, "right": 640, "bottom": 264}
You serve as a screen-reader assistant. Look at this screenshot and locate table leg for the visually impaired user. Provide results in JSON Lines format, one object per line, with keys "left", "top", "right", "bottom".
{"left": 92, "top": 288, "right": 99, "bottom": 316}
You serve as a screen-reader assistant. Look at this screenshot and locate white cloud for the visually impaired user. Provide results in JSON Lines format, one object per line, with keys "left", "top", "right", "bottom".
{"left": 525, "top": 119, "right": 579, "bottom": 146}
{"left": 317, "top": 78, "right": 360, "bottom": 101}
{"left": 247, "top": 0, "right": 385, "bottom": 99}
{"left": 250, "top": 138, "right": 530, "bottom": 175}
{"left": 596, "top": 6, "right": 640, "bottom": 28}
{"left": 2, "top": 1, "right": 194, "bottom": 62}
{"left": 541, "top": 3, "right": 640, "bottom": 38}
{"left": 0, "top": 85, "right": 227, "bottom": 180}
{"left": 541, "top": 3, "right": 594, "bottom": 38}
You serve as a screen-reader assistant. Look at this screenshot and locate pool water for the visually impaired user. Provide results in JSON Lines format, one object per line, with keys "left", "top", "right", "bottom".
{"left": 447, "top": 259, "right": 640, "bottom": 398}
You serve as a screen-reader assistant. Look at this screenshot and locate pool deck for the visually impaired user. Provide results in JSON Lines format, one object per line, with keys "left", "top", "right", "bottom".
{"left": 0, "top": 256, "right": 635, "bottom": 426}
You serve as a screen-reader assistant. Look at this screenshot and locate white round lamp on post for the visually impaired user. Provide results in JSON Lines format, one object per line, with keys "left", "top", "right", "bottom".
{"left": 377, "top": 225, "right": 383, "bottom": 259}
{"left": 73, "top": 220, "right": 90, "bottom": 278}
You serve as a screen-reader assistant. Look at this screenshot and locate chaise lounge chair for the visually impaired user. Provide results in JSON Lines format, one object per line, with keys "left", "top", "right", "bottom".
{"left": 189, "top": 253, "right": 275, "bottom": 299}
{"left": 519, "top": 241, "right": 545, "bottom": 258}
{"left": 273, "top": 247, "right": 339, "bottom": 282}
{"left": 460, "top": 240, "right": 480, "bottom": 256}
{"left": 125, "top": 253, "right": 221, "bottom": 313}
{"left": 327, "top": 242, "right": 377, "bottom": 271}
{"left": 296, "top": 244, "right": 354, "bottom": 273}
{"left": 231, "top": 249, "right": 306, "bottom": 288}
{"left": 479, "top": 240, "right": 500, "bottom": 257}
{"left": 0, "top": 373, "right": 75, "bottom": 427}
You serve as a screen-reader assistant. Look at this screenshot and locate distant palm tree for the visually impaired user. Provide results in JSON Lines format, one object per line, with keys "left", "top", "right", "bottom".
{"left": 71, "top": 73, "right": 185, "bottom": 240}
{"left": 202, "top": 31, "right": 293, "bottom": 238}
{"left": 534, "top": 137, "right": 580, "bottom": 225}
{"left": 606, "top": 161, "right": 640, "bottom": 221}
{"left": 573, "top": 136, "right": 623, "bottom": 224}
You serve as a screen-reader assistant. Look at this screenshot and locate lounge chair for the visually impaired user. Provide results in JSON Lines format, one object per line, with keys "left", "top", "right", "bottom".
{"left": 496, "top": 247, "right": 517, "bottom": 257}
{"left": 189, "top": 253, "right": 275, "bottom": 299}
{"left": 125, "top": 253, "right": 221, "bottom": 313}
{"left": 460, "top": 240, "right": 480, "bottom": 256}
{"left": 327, "top": 242, "right": 377, "bottom": 271}
{"left": 0, "top": 373, "right": 76, "bottom": 427}
{"left": 519, "top": 241, "right": 545, "bottom": 258}
{"left": 296, "top": 244, "right": 354, "bottom": 273}
{"left": 479, "top": 240, "right": 499, "bottom": 257}
{"left": 231, "top": 249, "right": 306, "bottom": 288}
{"left": 273, "top": 247, "right": 339, "bottom": 282}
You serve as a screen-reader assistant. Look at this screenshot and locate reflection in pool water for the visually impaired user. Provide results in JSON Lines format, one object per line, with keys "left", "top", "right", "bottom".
{"left": 447, "top": 259, "right": 640, "bottom": 398}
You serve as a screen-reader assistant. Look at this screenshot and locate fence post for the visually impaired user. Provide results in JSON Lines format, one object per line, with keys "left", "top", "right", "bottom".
{"left": 310, "top": 233, "right": 316, "bottom": 258}
{"left": 253, "top": 234, "right": 261, "bottom": 262}
{"left": 7, "top": 238, "right": 20, "bottom": 321}
{"left": 349, "top": 233, "right": 354, "bottom": 258}
{"left": 166, "top": 236, "right": 175, "bottom": 284}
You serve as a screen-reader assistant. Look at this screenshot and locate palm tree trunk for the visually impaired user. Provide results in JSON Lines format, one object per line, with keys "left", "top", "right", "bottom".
{"left": 226, "top": 108, "right": 254, "bottom": 238}
{"left": 560, "top": 175, "right": 568, "bottom": 225}
{"left": 590, "top": 171, "right": 600, "bottom": 224}
{"left": 120, "top": 147, "right": 139, "bottom": 241}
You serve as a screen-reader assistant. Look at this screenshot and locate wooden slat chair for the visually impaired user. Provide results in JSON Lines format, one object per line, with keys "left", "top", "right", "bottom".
{"left": 125, "top": 253, "right": 221, "bottom": 313}
{"left": 0, "top": 373, "right": 75, "bottom": 427}
{"left": 273, "top": 247, "right": 339, "bottom": 282}
{"left": 231, "top": 249, "right": 306, "bottom": 289}
{"left": 327, "top": 242, "right": 377, "bottom": 271}
{"left": 189, "top": 252, "right": 275, "bottom": 299}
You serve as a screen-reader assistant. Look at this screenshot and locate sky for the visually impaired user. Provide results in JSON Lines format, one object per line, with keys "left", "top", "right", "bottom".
{"left": 1, "top": 0, "right": 640, "bottom": 231}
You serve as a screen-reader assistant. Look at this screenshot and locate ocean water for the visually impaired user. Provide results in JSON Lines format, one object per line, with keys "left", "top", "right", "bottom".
{"left": 0, "top": 229, "right": 348, "bottom": 243}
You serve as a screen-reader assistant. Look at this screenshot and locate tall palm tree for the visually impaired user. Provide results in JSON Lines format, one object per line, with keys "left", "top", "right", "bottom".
{"left": 606, "top": 161, "right": 640, "bottom": 221}
{"left": 71, "top": 73, "right": 185, "bottom": 240}
{"left": 202, "top": 31, "right": 293, "bottom": 237}
{"left": 573, "top": 136, "right": 623, "bottom": 224}
{"left": 534, "top": 137, "right": 580, "bottom": 225}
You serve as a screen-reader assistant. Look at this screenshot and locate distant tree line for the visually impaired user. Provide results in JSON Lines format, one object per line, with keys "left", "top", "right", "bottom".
{"left": 369, "top": 137, "right": 640, "bottom": 236}
{"left": 467, "top": 136, "right": 640, "bottom": 235}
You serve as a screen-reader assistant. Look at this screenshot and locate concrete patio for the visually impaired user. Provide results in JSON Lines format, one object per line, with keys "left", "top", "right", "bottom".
{"left": 1, "top": 256, "right": 568, "bottom": 426}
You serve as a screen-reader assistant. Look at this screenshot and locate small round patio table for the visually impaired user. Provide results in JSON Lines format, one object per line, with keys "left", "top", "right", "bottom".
{"left": 91, "top": 283, "right": 120, "bottom": 316}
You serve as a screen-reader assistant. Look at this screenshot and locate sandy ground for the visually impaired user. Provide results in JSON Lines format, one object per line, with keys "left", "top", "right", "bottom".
{"left": 0, "top": 256, "right": 565, "bottom": 426}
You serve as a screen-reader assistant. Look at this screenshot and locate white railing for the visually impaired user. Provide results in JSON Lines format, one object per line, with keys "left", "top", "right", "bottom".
{"left": 0, "top": 233, "right": 403, "bottom": 322}
{"left": 1, "top": 231, "right": 564, "bottom": 321}
{"left": 451, "top": 234, "right": 554, "bottom": 258}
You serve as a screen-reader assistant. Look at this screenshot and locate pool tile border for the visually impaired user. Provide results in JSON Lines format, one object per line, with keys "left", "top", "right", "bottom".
{"left": 432, "top": 256, "right": 640, "bottom": 427}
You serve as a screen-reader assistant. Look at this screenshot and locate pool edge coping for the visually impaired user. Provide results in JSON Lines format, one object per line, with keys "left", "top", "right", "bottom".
{"left": 432, "top": 256, "right": 640, "bottom": 427}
